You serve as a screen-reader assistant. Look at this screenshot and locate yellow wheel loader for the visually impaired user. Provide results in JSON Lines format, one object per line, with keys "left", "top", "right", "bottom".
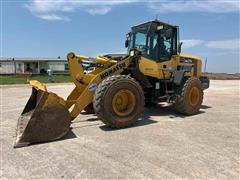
{"left": 14, "top": 20, "right": 209, "bottom": 148}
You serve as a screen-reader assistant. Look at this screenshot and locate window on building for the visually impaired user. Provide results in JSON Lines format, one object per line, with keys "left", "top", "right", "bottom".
{"left": 0, "top": 63, "right": 2, "bottom": 67}
{"left": 64, "top": 63, "right": 69, "bottom": 71}
{"left": 26, "top": 63, "right": 33, "bottom": 72}
{"left": 17, "top": 63, "right": 22, "bottom": 72}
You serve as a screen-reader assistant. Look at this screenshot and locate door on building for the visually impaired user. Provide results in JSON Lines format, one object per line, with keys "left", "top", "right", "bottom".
{"left": 24, "top": 62, "right": 39, "bottom": 73}
{"left": 16, "top": 62, "right": 24, "bottom": 73}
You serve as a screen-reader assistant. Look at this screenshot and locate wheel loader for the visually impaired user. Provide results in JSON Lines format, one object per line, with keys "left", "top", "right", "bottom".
{"left": 14, "top": 20, "right": 209, "bottom": 148}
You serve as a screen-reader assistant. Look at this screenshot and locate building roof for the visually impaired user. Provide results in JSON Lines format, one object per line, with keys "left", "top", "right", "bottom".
{"left": 0, "top": 57, "right": 67, "bottom": 62}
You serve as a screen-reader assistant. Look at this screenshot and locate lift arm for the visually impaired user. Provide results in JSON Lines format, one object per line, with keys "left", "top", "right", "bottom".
{"left": 66, "top": 52, "right": 132, "bottom": 120}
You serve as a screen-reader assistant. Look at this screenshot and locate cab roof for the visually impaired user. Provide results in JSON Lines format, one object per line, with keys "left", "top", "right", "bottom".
{"left": 132, "top": 19, "right": 178, "bottom": 29}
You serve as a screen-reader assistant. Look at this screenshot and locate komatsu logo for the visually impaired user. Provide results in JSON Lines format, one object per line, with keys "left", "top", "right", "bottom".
{"left": 100, "top": 62, "right": 126, "bottom": 79}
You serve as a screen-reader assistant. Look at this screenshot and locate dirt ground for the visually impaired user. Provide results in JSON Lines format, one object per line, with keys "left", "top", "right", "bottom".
{"left": 202, "top": 72, "right": 240, "bottom": 80}
{"left": 0, "top": 80, "right": 239, "bottom": 179}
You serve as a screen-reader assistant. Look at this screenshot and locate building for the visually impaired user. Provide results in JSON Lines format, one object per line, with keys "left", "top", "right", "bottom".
{"left": 0, "top": 57, "right": 69, "bottom": 75}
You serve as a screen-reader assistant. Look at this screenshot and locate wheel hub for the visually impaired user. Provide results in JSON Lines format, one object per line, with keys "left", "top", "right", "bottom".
{"left": 112, "top": 89, "right": 136, "bottom": 116}
{"left": 189, "top": 87, "right": 200, "bottom": 106}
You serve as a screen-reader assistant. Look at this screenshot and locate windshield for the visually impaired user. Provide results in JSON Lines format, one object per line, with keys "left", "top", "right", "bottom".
{"left": 127, "top": 22, "right": 177, "bottom": 61}
{"left": 128, "top": 23, "right": 152, "bottom": 55}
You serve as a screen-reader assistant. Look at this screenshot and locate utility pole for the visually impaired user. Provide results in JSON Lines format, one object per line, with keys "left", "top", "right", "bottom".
{"left": 204, "top": 57, "right": 207, "bottom": 73}
{"left": 13, "top": 58, "right": 16, "bottom": 74}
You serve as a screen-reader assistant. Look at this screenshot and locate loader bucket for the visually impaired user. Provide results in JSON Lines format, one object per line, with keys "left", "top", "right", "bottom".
{"left": 14, "top": 83, "right": 71, "bottom": 148}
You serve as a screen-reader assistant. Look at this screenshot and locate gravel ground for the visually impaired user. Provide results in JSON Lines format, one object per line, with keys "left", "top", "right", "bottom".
{"left": 0, "top": 80, "right": 239, "bottom": 179}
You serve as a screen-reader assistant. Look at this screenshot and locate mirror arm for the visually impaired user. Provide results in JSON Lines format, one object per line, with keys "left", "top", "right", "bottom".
{"left": 178, "top": 42, "right": 183, "bottom": 53}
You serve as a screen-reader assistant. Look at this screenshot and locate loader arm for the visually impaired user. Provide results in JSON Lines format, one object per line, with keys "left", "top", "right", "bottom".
{"left": 66, "top": 52, "right": 132, "bottom": 120}
{"left": 14, "top": 52, "right": 132, "bottom": 147}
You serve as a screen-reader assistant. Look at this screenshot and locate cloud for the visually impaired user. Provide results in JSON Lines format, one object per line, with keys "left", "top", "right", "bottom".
{"left": 25, "top": 0, "right": 137, "bottom": 21}
{"left": 148, "top": 0, "right": 240, "bottom": 13}
{"left": 182, "top": 39, "right": 204, "bottom": 48}
{"left": 26, "top": 0, "right": 240, "bottom": 21}
{"left": 37, "top": 14, "right": 70, "bottom": 21}
{"left": 182, "top": 39, "right": 240, "bottom": 51}
{"left": 205, "top": 39, "right": 240, "bottom": 50}
{"left": 86, "top": 7, "right": 111, "bottom": 15}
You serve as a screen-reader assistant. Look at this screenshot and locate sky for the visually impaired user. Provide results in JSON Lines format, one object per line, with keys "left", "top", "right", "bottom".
{"left": 1, "top": 0, "right": 239, "bottom": 73}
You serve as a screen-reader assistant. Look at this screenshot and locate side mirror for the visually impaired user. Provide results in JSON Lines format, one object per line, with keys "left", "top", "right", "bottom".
{"left": 125, "top": 32, "right": 131, "bottom": 48}
{"left": 178, "top": 41, "right": 183, "bottom": 53}
{"left": 125, "top": 39, "right": 129, "bottom": 48}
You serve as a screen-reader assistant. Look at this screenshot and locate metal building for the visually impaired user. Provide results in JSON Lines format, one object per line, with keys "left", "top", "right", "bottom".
{"left": 0, "top": 57, "right": 69, "bottom": 75}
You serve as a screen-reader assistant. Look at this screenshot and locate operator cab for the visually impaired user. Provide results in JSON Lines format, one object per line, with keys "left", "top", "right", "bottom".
{"left": 126, "top": 20, "right": 179, "bottom": 61}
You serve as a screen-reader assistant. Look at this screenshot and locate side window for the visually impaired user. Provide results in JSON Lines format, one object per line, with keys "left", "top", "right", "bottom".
{"left": 148, "top": 28, "right": 174, "bottom": 61}
{"left": 172, "top": 29, "right": 177, "bottom": 55}
{"left": 148, "top": 34, "right": 158, "bottom": 60}
{"left": 159, "top": 35, "right": 172, "bottom": 58}
{"left": 163, "top": 37, "right": 171, "bottom": 54}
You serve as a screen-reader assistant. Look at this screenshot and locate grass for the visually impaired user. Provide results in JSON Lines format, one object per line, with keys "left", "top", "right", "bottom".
{"left": 0, "top": 75, "right": 72, "bottom": 85}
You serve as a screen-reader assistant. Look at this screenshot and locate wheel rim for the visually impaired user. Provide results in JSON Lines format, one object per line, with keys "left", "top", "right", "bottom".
{"left": 189, "top": 87, "right": 200, "bottom": 106}
{"left": 112, "top": 89, "right": 136, "bottom": 116}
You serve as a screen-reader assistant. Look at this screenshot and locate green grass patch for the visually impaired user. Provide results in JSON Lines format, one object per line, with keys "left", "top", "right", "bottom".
{"left": 0, "top": 75, "right": 71, "bottom": 85}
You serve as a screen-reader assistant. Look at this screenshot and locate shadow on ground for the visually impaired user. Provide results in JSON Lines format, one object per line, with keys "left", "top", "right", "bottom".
{"left": 99, "top": 118, "right": 157, "bottom": 131}
{"left": 201, "top": 105, "right": 212, "bottom": 109}
{"left": 99, "top": 104, "right": 210, "bottom": 131}
{"left": 24, "top": 129, "right": 77, "bottom": 148}
{"left": 142, "top": 104, "right": 209, "bottom": 119}
{"left": 24, "top": 104, "right": 211, "bottom": 146}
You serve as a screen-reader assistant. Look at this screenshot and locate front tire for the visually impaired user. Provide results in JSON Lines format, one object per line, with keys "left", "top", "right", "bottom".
{"left": 173, "top": 77, "right": 203, "bottom": 115}
{"left": 93, "top": 75, "right": 144, "bottom": 128}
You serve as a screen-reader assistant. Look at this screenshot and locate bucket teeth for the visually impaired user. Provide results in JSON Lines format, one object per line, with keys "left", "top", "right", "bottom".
{"left": 14, "top": 87, "right": 71, "bottom": 148}
{"left": 14, "top": 141, "right": 30, "bottom": 148}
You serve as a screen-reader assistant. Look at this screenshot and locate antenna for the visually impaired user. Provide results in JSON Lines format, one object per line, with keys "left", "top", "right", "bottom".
{"left": 155, "top": 14, "right": 158, "bottom": 20}
{"left": 204, "top": 57, "right": 208, "bottom": 73}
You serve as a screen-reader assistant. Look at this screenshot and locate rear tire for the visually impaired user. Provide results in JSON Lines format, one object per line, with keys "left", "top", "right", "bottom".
{"left": 93, "top": 75, "right": 144, "bottom": 128}
{"left": 173, "top": 77, "right": 203, "bottom": 115}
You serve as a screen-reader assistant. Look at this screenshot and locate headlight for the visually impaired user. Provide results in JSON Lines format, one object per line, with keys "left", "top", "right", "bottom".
{"left": 130, "top": 50, "right": 135, "bottom": 57}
